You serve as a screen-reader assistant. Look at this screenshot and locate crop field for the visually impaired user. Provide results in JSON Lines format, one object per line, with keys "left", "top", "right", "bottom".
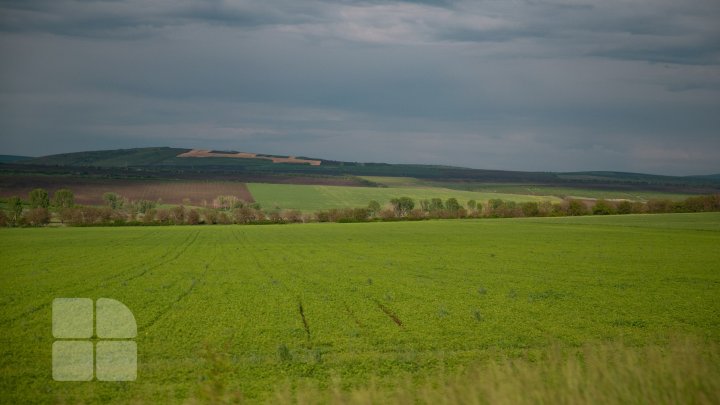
{"left": 360, "top": 177, "right": 700, "bottom": 201}
{"left": 247, "top": 183, "right": 560, "bottom": 211}
{"left": 0, "top": 175, "right": 254, "bottom": 205}
{"left": 0, "top": 213, "right": 719, "bottom": 403}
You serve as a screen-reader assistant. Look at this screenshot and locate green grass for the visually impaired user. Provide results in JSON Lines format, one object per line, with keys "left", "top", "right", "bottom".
{"left": 247, "top": 183, "right": 560, "bottom": 211}
{"left": 360, "top": 177, "right": 697, "bottom": 201}
{"left": 1, "top": 213, "right": 719, "bottom": 403}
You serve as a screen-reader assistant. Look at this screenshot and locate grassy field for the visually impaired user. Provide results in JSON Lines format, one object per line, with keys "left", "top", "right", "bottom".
{"left": 361, "top": 177, "right": 699, "bottom": 201}
{"left": 247, "top": 183, "right": 560, "bottom": 211}
{"left": 1, "top": 213, "right": 719, "bottom": 403}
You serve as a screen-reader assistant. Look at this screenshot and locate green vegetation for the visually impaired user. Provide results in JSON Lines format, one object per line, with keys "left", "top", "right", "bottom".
{"left": 247, "top": 183, "right": 559, "bottom": 212}
{"left": 1, "top": 213, "right": 719, "bottom": 403}
{"left": 361, "top": 177, "right": 700, "bottom": 201}
{"left": 23, "top": 147, "right": 189, "bottom": 167}
{"left": 14, "top": 148, "right": 720, "bottom": 195}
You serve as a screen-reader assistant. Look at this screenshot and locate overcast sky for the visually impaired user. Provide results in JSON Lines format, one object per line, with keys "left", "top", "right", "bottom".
{"left": 1, "top": 0, "right": 719, "bottom": 175}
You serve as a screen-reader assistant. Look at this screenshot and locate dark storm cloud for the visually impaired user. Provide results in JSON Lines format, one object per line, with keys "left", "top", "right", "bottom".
{"left": 0, "top": 0, "right": 719, "bottom": 174}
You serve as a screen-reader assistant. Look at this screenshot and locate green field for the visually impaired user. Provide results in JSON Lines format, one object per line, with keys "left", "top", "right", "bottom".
{"left": 1, "top": 213, "right": 719, "bottom": 403}
{"left": 361, "top": 177, "right": 698, "bottom": 201}
{"left": 247, "top": 183, "right": 561, "bottom": 211}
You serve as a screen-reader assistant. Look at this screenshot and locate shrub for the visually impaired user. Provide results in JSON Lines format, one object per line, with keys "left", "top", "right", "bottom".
{"left": 156, "top": 209, "right": 170, "bottom": 224}
{"left": 142, "top": 209, "right": 156, "bottom": 224}
{"left": 23, "top": 208, "right": 51, "bottom": 226}
{"left": 567, "top": 199, "right": 588, "bottom": 216}
{"left": 170, "top": 205, "right": 185, "bottom": 225}
{"left": 186, "top": 209, "right": 201, "bottom": 225}
{"left": 592, "top": 199, "right": 616, "bottom": 215}
{"left": 521, "top": 202, "right": 540, "bottom": 217}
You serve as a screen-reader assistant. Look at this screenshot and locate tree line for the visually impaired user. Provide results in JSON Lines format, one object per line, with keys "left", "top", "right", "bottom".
{"left": 1, "top": 188, "right": 719, "bottom": 227}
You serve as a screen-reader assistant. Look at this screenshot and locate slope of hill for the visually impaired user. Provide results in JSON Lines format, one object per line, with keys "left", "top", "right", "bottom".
{"left": 8, "top": 147, "right": 720, "bottom": 190}
{"left": 0, "top": 155, "right": 33, "bottom": 163}
{"left": 23, "top": 147, "right": 189, "bottom": 167}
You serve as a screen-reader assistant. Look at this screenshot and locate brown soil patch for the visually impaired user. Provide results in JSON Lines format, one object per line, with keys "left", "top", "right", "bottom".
{"left": 0, "top": 175, "right": 254, "bottom": 205}
{"left": 178, "top": 149, "right": 321, "bottom": 166}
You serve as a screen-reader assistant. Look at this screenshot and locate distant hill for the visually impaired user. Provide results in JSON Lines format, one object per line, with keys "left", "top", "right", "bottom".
{"left": 6, "top": 147, "right": 720, "bottom": 190}
{"left": 0, "top": 155, "right": 33, "bottom": 163}
{"left": 22, "top": 147, "right": 189, "bottom": 167}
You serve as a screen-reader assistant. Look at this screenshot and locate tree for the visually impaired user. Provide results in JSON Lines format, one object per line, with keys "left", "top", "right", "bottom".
{"left": 367, "top": 200, "right": 381, "bottom": 216}
{"left": 351, "top": 208, "right": 370, "bottom": 222}
{"left": 186, "top": 209, "right": 200, "bottom": 225}
{"left": 390, "top": 197, "right": 415, "bottom": 217}
{"left": 133, "top": 199, "right": 156, "bottom": 214}
{"left": 29, "top": 188, "right": 50, "bottom": 209}
{"left": 103, "top": 192, "right": 124, "bottom": 210}
{"left": 0, "top": 210, "right": 8, "bottom": 227}
{"left": 170, "top": 205, "right": 185, "bottom": 225}
{"left": 429, "top": 198, "right": 444, "bottom": 212}
{"left": 616, "top": 200, "right": 633, "bottom": 214}
{"left": 233, "top": 207, "right": 254, "bottom": 224}
{"left": 567, "top": 199, "right": 588, "bottom": 216}
{"left": 283, "top": 210, "right": 303, "bottom": 223}
{"left": 213, "top": 195, "right": 242, "bottom": 210}
{"left": 467, "top": 200, "right": 477, "bottom": 210}
{"left": 7, "top": 196, "right": 23, "bottom": 225}
{"left": 53, "top": 189, "right": 75, "bottom": 209}
{"left": 142, "top": 209, "right": 156, "bottom": 224}
{"left": 23, "top": 208, "right": 51, "bottom": 226}
{"left": 592, "top": 199, "right": 615, "bottom": 215}
{"left": 155, "top": 209, "right": 170, "bottom": 224}
{"left": 445, "top": 198, "right": 461, "bottom": 212}
{"left": 203, "top": 209, "right": 218, "bottom": 224}
{"left": 58, "top": 208, "right": 74, "bottom": 224}
{"left": 521, "top": 202, "right": 540, "bottom": 217}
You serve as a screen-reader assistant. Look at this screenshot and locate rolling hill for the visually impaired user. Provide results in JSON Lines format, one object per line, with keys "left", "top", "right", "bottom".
{"left": 8, "top": 147, "right": 720, "bottom": 189}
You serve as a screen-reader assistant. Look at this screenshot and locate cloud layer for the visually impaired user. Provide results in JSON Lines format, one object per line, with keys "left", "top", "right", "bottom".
{"left": 1, "top": 0, "right": 719, "bottom": 174}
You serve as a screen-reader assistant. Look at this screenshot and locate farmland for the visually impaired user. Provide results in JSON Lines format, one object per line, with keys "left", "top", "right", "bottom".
{"left": 361, "top": 177, "right": 702, "bottom": 201}
{"left": 247, "top": 183, "right": 561, "bottom": 211}
{"left": 1, "top": 213, "right": 719, "bottom": 403}
{"left": 0, "top": 175, "right": 254, "bottom": 206}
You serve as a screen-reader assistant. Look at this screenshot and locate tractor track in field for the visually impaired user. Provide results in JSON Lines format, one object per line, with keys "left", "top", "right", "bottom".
{"left": 375, "top": 300, "right": 404, "bottom": 327}
{"left": 112, "top": 230, "right": 200, "bottom": 286}
{"left": 298, "top": 300, "right": 311, "bottom": 339}
{"left": 0, "top": 230, "right": 201, "bottom": 327}
{"left": 343, "top": 302, "right": 364, "bottom": 328}
{"left": 139, "top": 234, "right": 217, "bottom": 333}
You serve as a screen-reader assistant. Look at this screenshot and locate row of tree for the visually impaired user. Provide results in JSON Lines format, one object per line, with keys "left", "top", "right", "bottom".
{"left": 1, "top": 188, "right": 719, "bottom": 227}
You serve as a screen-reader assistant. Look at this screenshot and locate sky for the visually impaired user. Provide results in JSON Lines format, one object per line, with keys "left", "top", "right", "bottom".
{"left": 0, "top": 0, "right": 719, "bottom": 175}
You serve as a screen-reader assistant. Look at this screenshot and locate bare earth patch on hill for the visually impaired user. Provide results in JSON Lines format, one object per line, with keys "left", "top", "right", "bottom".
{"left": 177, "top": 149, "right": 321, "bottom": 166}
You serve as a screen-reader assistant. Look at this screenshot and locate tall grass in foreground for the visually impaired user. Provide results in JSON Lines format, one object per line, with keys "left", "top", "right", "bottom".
{"left": 259, "top": 338, "right": 719, "bottom": 404}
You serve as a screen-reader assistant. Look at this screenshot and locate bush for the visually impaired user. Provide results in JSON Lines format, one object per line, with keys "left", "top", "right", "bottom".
{"left": 521, "top": 202, "right": 540, "bottom": 217}
{"left": 592, "top": 199, "right": 616, "bottom": 215}
{"left": 23, "top": 208, "right": 51, "bottom": 226}
{"left": 142, "top": 209, "right": 156, "bottom": 224}
{"left": 156, "top": 209, "right": 170, "bottom": 224}
{"left": 567, "top": 199, "right": 588, "bottom": 216}
{"left": 170, "top": 205, "right": 185, "bottom": 225}
{"left": 7, "top": 196, "right": 23, "bottom": 225}
{"left": 0, "top": 210, "right": 8, "bottom": 227}
{"left": 186, "top": 209, "right": 201, "bottom": 225}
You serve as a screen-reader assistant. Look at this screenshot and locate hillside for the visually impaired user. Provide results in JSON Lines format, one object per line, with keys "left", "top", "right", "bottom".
{"left": 0, "top": 155, "right": 33, "bottom": 163}
{"left": 6, "top": 147, "right": 720, "bottom": 191}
